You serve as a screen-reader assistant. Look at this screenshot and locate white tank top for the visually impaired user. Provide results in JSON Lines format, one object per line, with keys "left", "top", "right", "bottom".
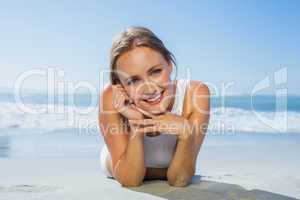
{"left": 144, "top": 79, "right": 190, "bottom": 168}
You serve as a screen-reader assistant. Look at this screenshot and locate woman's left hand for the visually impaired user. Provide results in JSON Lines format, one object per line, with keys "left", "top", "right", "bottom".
{"left": 128, "top": 111, "right": 192, "bottom": 140}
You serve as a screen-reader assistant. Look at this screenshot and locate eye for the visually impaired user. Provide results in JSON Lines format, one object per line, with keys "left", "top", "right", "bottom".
{"left": 151, "top": 69, "right": 162, "bottom": 75}
{"left": 127, "top": 78, "right": 139, "bottom": 85}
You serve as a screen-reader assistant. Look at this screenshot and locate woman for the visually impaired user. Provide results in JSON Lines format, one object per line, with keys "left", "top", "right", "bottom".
{"left": 98, "top": 26, "right": 210, "bottom": 187}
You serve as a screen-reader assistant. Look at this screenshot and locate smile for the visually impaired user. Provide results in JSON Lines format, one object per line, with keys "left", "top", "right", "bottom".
{"left": 142, "top": 90, "right": 164, "bottom": 105}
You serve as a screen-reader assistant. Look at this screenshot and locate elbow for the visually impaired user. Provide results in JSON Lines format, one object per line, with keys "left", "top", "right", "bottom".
{"left": 118, "top": 176, "right": 144, "bottom": 187}
{"left": 116, "top": 169, "right": 146, "bottom": 187}
{"left": 167, "top": 175, "right": 190, "bottom": 187}
{"left": 114, "top": 162, "right": 146, "bottom": 187}
{"left": 167, "top": 168, "right": 195, "bottom": 187}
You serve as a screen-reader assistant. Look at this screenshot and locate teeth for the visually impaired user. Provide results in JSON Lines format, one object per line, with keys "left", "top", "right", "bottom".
{"left": 145, "top": 92, "right": 162, "bottom": 102}
{"left": 147, "top": 95, "right": 160, "bottom": 102}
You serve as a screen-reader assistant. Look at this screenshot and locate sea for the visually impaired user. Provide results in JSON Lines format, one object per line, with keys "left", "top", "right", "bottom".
{"left": 0, "top": 91, "right": 299, "bottom": 159}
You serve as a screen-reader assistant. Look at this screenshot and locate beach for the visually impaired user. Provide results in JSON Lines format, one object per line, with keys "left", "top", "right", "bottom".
{"left": 0, "top": 129, "right": 299, "bottom": 199}
{"left": 2, "top": 0, "right": 300, "bottom": 198}
{"left": 0, "top": 94, "right": 299, "bottom": 199}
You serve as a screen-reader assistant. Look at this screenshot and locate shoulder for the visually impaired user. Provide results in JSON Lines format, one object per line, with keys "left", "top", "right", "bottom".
{"left": 187, "top": 80, "right": 210, "bottom": 96}
{"left": 182, "top": 80, "right": 210, "bottom": 117}
{"left": 100, "top": 84, "right": 113, "bottom": 99}
{"left": 99, "top": 84, "right": 117, "bottom": 113}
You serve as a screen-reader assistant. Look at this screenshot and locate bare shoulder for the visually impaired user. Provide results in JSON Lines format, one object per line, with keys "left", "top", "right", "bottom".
{"left": 182, "top": 80, "right": 210, "bottom": 117}
{"left": 188, "top": 80, "right": 210, "bottom": 95}
{"left": 100, "top": 84, "right": 113, "bottom": 104}
{"left": 99, "top": 84, "right": 117, "bottom": 113}
{"left": 98, "top": 84, "right": 121, "bottom": 137}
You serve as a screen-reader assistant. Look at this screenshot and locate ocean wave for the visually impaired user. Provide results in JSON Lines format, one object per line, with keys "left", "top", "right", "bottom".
{"left": 0, "top": 102, "right": 98, "bottom": 134}
{"left": 209, "top": 107, "right": 300, "bottom": 134}
{"left": 0, "top": 103, "right": 299, "bottom": 135}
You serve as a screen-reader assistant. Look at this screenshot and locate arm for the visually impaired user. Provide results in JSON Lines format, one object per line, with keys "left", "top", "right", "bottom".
{"left": 167, "top": 81, "right": 210, "bottom": 186}
{"left": 112, "top": 129, "right": 146, "bottom": 186}
{"left": 99, "top": 86, "right": 146, "bottom": 187}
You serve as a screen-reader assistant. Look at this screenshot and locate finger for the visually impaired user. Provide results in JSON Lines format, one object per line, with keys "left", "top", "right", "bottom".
{"left": 129, "top": 119, "right": 157, "bottom": 126}
{"left": 135, "top": 125, "right": 159, "bottom": 134}
{"left": 115, "top": 84, "right": 125, "bottom": 90}
{"left": 117, "top": 99, "right": 130, "bottom": 113}
{"left": 113, "top": 95, "right": 122, "bottom": 109}
{"left": 113, "top": 84, "right": 121, "bottom": 87}
{"left": 112, "top": 84, "right": 121, "bottom": 91}
{"left": 155, "top": 111, "right": 171, "bottom": 119}
{"left": 115, "top": 95, "right": 125, "bottom": 109}
{"left": 113, "top": 84, "right": 126, "bottom": 93}
{"left": 132, "top": 105, "right": 156, "bottom": 118}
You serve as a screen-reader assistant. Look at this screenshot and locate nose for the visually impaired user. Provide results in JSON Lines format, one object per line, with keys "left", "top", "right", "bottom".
{"left": 141, "top": 81, "right": 160, "bottom": 96}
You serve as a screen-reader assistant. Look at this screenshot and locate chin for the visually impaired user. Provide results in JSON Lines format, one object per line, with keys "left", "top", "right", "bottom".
{"left": 144, "top": 103, "right": 169, "bottom": 115}
{"left": 150, "top": 109, "right": 165, "bottom": 115}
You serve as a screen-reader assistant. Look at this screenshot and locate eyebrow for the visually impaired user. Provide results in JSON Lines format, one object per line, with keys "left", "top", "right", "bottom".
{"left": 125, "top": 64, "right": 162, "bottom": 82}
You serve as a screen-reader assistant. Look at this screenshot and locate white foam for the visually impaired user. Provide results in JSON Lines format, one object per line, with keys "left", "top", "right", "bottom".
{"left": 0, "top": 102, "right": 98, "bottom": 134}
{"left": 0, "top": 103, "right": 299, "bottom": 135}
{"left": 209, "top": 107, "right": 300, "bottom": 134}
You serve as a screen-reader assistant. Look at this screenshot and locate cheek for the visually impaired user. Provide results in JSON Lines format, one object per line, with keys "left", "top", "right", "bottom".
{"left": 159, "top": 73, "right": 173, "bottom": 89}
{"left": 149, "top": 72, "right": 170, "bottom": 87}
{"left": 157, "top": 71, "right": 170, "bottom": 81}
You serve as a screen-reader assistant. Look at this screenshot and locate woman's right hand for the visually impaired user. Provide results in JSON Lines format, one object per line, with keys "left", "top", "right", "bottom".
{"left": 112, "top": 84, "right": 144, "bottom": 120}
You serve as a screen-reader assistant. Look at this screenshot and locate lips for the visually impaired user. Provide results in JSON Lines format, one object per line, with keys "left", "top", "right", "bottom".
{"left": 142, "top": 90, "right": 164, "bottom": 105}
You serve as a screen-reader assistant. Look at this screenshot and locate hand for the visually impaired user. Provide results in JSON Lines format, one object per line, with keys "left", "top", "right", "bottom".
{"left": 128, "top": 112, "right": 193, "bottom": 140}
{"left": 131, "top": 105, "right": 161, "bottom": 137}
{"left": 112, "top": 84, "right": 145, "bottom": 120}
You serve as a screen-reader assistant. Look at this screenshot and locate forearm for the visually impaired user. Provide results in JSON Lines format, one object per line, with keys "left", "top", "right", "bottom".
{"left": 167, "top": 122, "right": 206, "bottom": 186}
{"left": 113, "top": 133, "right": 146, "bottom": 186}
{"left": 167, "top": 136, "right": 196, "bottom": 181}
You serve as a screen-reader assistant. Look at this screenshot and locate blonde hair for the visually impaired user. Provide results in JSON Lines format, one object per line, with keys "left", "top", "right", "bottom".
{"left": 109, "top": 26, "right": 177, "bottom": 85}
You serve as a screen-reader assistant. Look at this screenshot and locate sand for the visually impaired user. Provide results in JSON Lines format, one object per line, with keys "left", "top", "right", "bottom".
{"left": 130, "top": 176, "right": 298, "bottom": 200}
{"left": 0, "top": 131, "right": 299, "bottom": 199}
{"left": 0, "top": 158, "right": 298, "bottom": 200}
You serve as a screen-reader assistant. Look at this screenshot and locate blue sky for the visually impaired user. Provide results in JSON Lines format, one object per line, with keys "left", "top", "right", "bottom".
{"left": 0, "top": 0, "right": 299, "bottom": 94}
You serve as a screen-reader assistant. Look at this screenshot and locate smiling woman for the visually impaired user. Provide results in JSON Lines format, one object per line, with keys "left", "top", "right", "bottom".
{"left": 98, "top": 26, "right": 210, "bottom": 187}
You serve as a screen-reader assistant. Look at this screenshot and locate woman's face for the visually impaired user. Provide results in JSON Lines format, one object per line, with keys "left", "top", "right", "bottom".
{"left": 116, "top": 47, "right": 174, "bottom": 115}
